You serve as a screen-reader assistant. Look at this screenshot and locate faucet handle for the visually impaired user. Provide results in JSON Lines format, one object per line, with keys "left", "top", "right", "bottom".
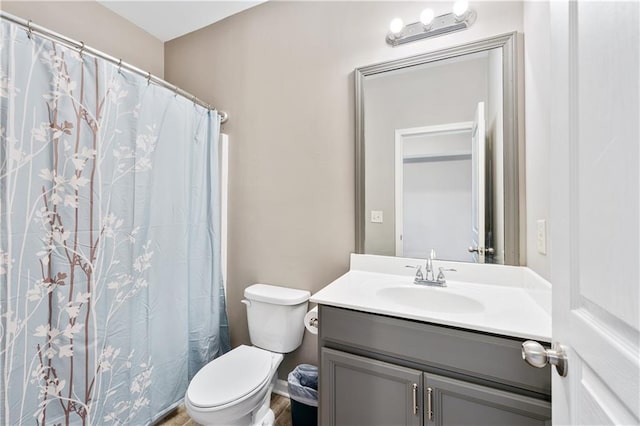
{"left": 405, "top": 265, "right": 424, "bottom": 280}
{"left": 436, "top": 267, "right": 456, "bottom": 282}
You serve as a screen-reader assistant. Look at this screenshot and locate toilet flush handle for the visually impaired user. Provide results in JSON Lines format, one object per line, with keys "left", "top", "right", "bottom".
{"left": 241, "top": 299, "right": 251, "bottom": 308}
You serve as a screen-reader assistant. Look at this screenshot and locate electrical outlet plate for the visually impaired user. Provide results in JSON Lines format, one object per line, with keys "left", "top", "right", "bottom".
{"left": 371, "top": 210, "right": 384, "bottom": 223}
{"left": 537, "top": 219, "right": 547, "bottom": 255}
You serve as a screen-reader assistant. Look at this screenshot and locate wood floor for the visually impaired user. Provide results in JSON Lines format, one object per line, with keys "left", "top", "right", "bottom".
{"left": 155, "top": 394, "right": 291, "bottom": 426}
{"left": 271, "top": 394, "right": 293, "bottom": 426}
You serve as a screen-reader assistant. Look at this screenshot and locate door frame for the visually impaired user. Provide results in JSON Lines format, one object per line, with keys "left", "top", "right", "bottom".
{"left": 471, "top": 102, "right": 486, "bottom": 263}
{"left": 394, "top": 122, "right": 473, "bottom": 256}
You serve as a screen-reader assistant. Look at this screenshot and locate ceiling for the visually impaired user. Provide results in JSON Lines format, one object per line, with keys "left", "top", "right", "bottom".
{"left": 97, "top": 1, "right": 266, "bottom": 42}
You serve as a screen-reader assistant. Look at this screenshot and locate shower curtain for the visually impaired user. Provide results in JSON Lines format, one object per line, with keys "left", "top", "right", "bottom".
{"left": 0, "top": 20, "right": 230, "bottom": 425}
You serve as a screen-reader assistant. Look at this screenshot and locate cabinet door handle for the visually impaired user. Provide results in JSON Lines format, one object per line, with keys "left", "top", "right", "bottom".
{"left": 427, "top": 387, "right": 433, "bottom": 420}
{"left": 411, "top": 383, "right": 418, "bottom": 416}
{"left": 412, "top": 383, "right": 418, "bottom": 415}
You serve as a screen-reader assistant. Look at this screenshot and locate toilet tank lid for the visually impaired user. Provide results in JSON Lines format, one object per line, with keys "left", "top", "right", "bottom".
{"left": 244, "top": 284, "right": 310, "bottom": 305}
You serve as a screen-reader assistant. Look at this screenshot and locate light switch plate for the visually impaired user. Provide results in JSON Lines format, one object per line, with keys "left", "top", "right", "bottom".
{"left": 371, "top": 210, "right": 384, "bottom": 223}
{"left": 537, "top": 219, "right": 547, "bottom": 255}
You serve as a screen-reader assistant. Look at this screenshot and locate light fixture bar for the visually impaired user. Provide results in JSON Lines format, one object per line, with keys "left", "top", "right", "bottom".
{"left": 386, "top": 9, "right": 477, "bottom": 47}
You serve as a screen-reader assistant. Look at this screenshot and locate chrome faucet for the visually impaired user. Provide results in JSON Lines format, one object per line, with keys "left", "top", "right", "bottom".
{"left": 407, "top": 250, "right": 456, "bottom": 287}
{"left": 425, "top": 249, "right": 436, "bottom": 282}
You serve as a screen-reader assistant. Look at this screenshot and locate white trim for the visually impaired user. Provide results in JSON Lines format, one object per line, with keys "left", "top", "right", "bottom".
{"left": 394, "top": 121, "right": 474, "bottom": 256}
{"left": 471, "top": 102, "right": 486, "bottom": 263}
{"left": 272, "top": 379, "right": 290, "bottom": 399}
{"left": 220, "top": 133, "right": 229, "bottom": 297}
{"left": 394, "top": 130, "right": 404, "bottom": 256}
{"left": 398, "top": 122, "right": 474, "bottom": 137}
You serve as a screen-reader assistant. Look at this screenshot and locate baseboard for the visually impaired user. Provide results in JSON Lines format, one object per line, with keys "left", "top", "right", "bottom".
{"left": 272, "top": 379, "right": 289, "bottom": 399}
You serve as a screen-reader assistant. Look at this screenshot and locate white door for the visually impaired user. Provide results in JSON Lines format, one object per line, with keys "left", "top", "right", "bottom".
{"left": 550, "top": 1, "right": 639, "bottom": 424}
{"left": 471, "top": 102, "right": 486, "bottom": 263}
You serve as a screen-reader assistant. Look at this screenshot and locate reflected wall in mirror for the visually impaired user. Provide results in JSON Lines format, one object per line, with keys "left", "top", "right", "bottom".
{"left": 355, "top": 33, "right": 522, "bottom": 265}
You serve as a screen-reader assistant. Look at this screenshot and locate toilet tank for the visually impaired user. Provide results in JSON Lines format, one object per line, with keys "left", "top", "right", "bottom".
{"left": 243, "top": 284, "right": 310, "bottom": 353}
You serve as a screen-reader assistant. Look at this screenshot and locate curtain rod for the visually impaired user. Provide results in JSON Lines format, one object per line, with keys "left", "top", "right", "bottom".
{"left": 0, "top": 11, "right": 229, "bottom": 124}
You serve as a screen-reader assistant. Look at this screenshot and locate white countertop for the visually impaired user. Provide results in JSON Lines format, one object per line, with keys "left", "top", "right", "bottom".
{"left": 310, "top": 254, "right": 552, "bottom": 342}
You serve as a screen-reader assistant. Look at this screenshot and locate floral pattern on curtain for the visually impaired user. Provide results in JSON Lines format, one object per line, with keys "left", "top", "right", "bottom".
{"left": 0, "top": 20, "right": 230, "bottom": 425}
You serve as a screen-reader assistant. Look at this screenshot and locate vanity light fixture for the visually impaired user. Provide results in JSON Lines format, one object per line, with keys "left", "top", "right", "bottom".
{"left": 386, "top": 1, "right": 477, "bottom": 47}
{"left": 420, "top": 9, "right": 435, "bottom": 28}
{"left": 389, "top": 17, "right": 405, "bottom": 39}
{"left": 452, "top": 0, "right": 470, "bottom": 20}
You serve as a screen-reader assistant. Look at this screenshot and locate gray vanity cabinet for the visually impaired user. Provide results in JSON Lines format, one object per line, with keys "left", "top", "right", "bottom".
{"left": 321, "top": 348, "right": 422, "bottom": 426}
{"left": 318, "top": 305, "right": 551, "bottom": 426}
{"left": 424, "top": 373, "right": 551, "bottom": 426}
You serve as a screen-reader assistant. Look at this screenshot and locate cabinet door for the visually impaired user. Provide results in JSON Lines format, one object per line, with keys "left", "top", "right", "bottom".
{"left": 424, "top": 373, "right": 551, "bottom": 426}
{"left": 321, "top": 348, "right": 422, "bottom": 426}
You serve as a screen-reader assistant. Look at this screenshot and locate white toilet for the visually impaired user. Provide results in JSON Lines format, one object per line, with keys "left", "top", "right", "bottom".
{"left": 185, "top": 284, "right": 310, "bottom": 426}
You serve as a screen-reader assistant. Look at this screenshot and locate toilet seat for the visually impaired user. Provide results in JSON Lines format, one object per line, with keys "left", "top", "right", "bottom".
{"left": 186, "top": 345, "right": 273, "bottom": 408}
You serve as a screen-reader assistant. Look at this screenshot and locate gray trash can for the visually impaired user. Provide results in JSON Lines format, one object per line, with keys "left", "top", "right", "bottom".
{"left": 287, "top": 364, "right": 318, "bottom": 426}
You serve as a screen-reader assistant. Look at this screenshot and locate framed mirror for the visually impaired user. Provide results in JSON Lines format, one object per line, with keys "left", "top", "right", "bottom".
{"left": 355, "top": 32, "right": 523, "bottom": 265}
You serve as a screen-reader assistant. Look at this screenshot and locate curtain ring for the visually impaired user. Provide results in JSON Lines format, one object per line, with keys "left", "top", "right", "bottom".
{"left": 146, "top": 72, "right": 151, "bottom": 86}
{"left": 26, "top": 20, "right": 33, "bottom": 39}
{"left": 79, "top": 41, "right": 85, "bottom": 57}
{"left": 117, "top": 59, "right": 122, "bottom": 74}
{"left": 192, "top": 95, "right": 197, "bottom": 106}
{"left": 173, "top": 85, "right": 179, "bottom": 97}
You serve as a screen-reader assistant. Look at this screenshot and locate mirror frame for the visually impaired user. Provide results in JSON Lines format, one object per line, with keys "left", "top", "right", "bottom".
{"left": 355, "top": 32, "right": 523, "bottom": 264}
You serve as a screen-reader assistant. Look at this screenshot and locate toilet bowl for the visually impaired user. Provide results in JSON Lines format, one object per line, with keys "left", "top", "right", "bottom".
{"left": 185, "top": 345, "right": 283, "bottom": 426}
{"left": 185, "top": 284, "right": 310, "bottom": 426}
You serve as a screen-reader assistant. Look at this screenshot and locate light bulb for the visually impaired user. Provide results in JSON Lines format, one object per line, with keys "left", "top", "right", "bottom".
{"left": 420, "top": 9, "right": 435, "bottom": 26}
{"left": 452, "top": 0, "right": 469, "bottom": 18}
{"left": 389, "top": 18, "right": 404, "bottom": 35}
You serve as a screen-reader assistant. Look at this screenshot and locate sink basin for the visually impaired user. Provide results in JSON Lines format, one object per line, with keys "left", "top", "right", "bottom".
{"left": 376, "top": 287, "right": 484, "bottom": 314}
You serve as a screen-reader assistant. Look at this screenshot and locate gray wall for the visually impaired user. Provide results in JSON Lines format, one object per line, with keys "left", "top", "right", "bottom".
{"left": 523, "top": 2, "right": 551, "bottom": 279}
{"left": 165, "top": 1, "right": 525, "bottom": 378}
{"left": 363, "top": 55, "right": 488, "bottom": 257}
{"left": 1, "top": 1, "right": 164, "bottom": 77}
